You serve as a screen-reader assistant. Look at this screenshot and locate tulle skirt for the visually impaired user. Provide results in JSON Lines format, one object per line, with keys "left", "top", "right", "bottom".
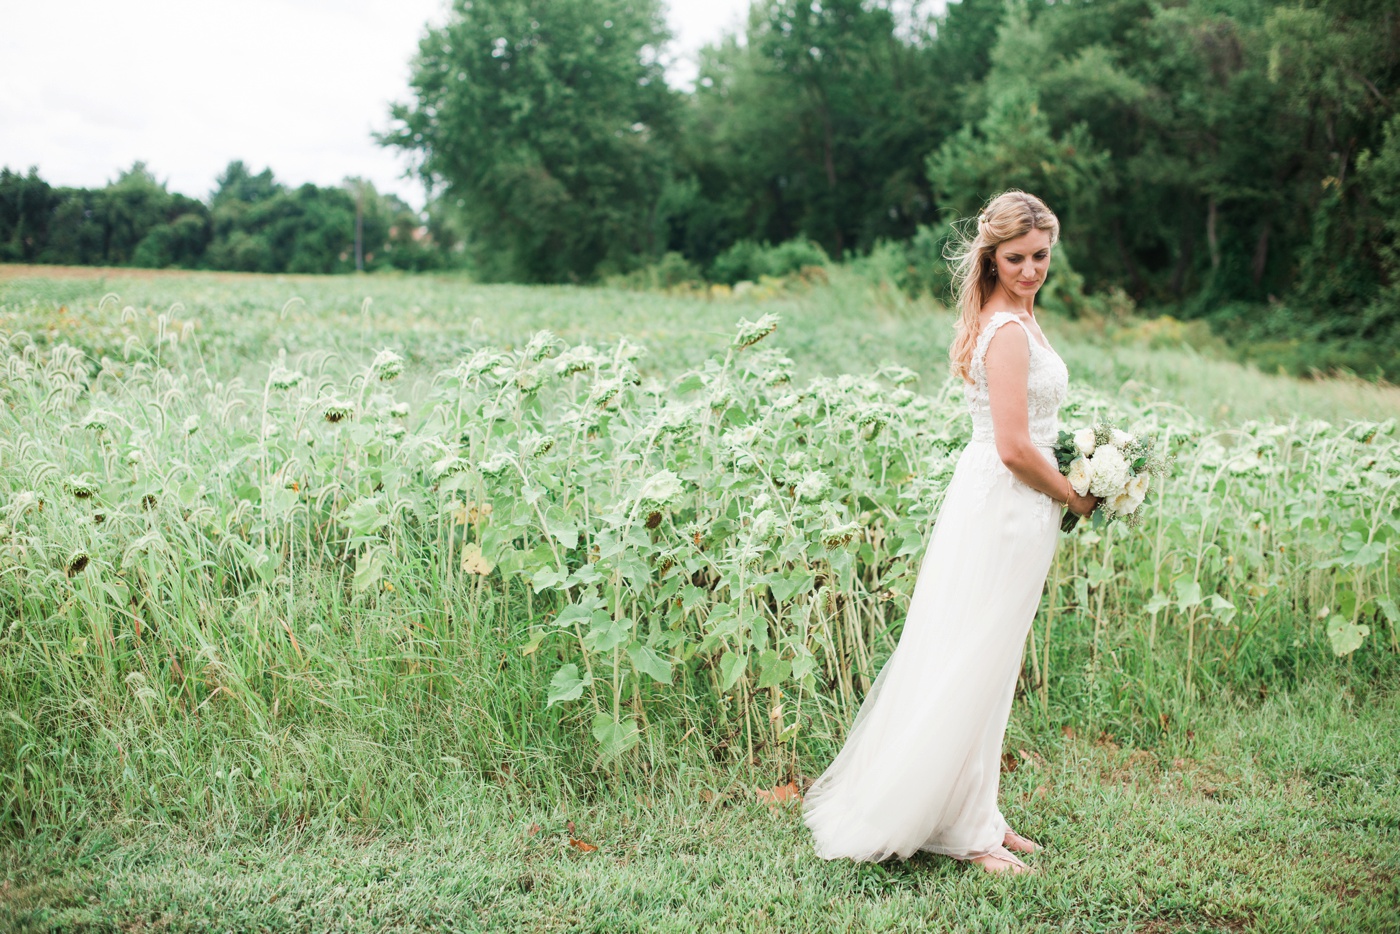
{"left": 802, "top": 440, "right": 1061, "bottom": 862}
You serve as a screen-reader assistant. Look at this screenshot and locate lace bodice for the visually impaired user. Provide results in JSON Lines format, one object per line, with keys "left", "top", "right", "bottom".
{"left": 965, "top": 311, "right": 1068, "bottom": 446}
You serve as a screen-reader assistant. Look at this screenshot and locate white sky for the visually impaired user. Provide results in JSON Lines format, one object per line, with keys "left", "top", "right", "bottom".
{"left": 0, "top": 0, "right": 751, "bottom": 210}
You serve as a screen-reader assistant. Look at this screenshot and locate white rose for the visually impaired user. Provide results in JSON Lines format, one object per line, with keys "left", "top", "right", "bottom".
{"left": 1110, "top": 428, "right": 1134, "bottom": 448}
{"left": 1126, "top": 472, "right": 1149, "bottom": 499}
{"left": 1123, "top": 472, "right": 1150, "bottom": 514}
{"left": 1109, "top": 489, "right": 1139, "bottom": 517}
{"left": 1088, "top": 445, "right": 1130, "bottom": 498}
{"left": 1067, "top": 457, "right": 1094, "bottom": 496}
{"left": 1074, "top": 428, "right": 1096, "bottom": 456}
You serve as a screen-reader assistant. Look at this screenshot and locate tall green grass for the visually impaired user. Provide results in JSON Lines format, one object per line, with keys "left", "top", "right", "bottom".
{"left": 0, "top": 268, "right": 1396, "bottom": 845}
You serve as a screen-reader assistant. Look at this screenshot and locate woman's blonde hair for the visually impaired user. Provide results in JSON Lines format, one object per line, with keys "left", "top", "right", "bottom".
{"left": 945, "top": 190, "right": 1061, "bottom": 383}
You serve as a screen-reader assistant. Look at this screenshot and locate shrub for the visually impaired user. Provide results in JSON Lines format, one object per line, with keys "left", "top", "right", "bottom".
{"left": 602, "top": 252, "right": 704, "bottom": 291}
{"left": 709, "top": 238, "right": 829, "bottom": 285}
{"left": 897, "top": 222, "right": 956, "bottom": 299}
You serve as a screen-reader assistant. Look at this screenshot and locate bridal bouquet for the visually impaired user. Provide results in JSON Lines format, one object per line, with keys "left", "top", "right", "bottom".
{"left": 1054, "top": 422, "right": 1169, "bottom": 532}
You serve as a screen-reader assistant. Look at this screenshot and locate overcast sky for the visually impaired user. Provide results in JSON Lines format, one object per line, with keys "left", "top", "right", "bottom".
{"left": 1, "top": 0, "right": 751, "bottom": 209}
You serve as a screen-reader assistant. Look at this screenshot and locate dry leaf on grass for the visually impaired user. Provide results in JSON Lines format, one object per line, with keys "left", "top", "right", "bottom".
{"left": 564, "top": 819, "right": 597, "bottom": 851}
{"left": 755, "top": 780, "right": 802, "bottom": 811}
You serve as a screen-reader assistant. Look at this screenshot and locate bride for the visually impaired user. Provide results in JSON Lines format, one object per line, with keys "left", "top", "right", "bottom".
{"left": 801, "top": 190, "right": 1098, "bottom": 874}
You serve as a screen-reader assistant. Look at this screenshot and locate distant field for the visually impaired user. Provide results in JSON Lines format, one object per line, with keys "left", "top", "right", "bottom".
{"left": 2, "top": 264, "right": 1397, "bottom": 423}
{"left": 1, "top": 266, "right": 1396, "bottom": 932}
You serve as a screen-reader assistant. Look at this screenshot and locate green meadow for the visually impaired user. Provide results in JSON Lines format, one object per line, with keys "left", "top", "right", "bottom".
{"left": 1, "top": 267, "right": 1396, "bottom": 932}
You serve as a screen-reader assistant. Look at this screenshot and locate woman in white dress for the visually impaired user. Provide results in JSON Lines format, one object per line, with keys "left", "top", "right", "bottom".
{"left": 801, "top": 190, "right": 1098, "bottom": 874}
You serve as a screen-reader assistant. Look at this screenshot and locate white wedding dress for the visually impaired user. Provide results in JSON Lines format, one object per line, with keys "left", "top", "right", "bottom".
{"left": 802, "top": 311, "right": 1069, "bottom": 862}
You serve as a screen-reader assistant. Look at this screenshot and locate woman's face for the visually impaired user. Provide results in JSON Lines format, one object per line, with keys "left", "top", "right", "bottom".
{"left": 991, "top": 228, "right": 1053, "bottom": 300}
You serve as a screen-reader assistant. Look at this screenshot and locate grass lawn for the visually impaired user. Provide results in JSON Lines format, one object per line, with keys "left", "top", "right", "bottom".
{"left": 3, "top": 679, "right": 1395, "bottom": 932}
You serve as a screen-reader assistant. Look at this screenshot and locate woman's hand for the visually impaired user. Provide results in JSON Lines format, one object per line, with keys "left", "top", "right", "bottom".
{"left": 1067, "top": 489, "right": 1098, "bottom": 517}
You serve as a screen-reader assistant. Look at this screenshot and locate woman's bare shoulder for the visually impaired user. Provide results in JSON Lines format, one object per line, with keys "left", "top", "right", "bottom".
{"left": 979, "top": 305, "right": 1029, "bottom": 342}
{"left": 984, "top": 317, "right": 1030, "bottom": 352}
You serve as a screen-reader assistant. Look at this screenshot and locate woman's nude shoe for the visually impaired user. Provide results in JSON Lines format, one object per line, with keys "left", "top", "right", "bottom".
{"left": 1003, "top": 829, "right": 1042, "bottom": 854}
{"left": 969, "top": 844, "right": 1034, "bottom": 875}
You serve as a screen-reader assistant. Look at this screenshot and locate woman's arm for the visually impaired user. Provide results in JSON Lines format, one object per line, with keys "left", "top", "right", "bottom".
{"left": 983, "top": 323, "right": 1097, "bottom": 516}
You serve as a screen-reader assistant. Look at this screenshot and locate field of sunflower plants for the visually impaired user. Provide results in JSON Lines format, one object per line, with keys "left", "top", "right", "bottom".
{"left": 0, "top": 269, "right": 1397, "bottom": 841}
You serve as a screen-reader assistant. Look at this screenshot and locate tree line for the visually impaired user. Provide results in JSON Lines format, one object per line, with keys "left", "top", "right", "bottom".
{"left": 2, "top": 0, "right": 1396, "bottom": 378}
{"left": 381, "top": 0, "right": 1399, "bottom": 379}
{"left": 0, "top": 161, "right": 456, "bottom": 274}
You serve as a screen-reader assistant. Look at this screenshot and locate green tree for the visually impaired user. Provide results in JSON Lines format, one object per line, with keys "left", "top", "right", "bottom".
{"left": 676, "top": 0, "right": 946, "bottom": 265}
{"left": 206, "top": 161, "right": 285, "bottom": 271}
{"left": 928, "top": 0, "right": 1009, "bottom": 127}
{"left": 39, "top": 188, "right": 106, "bottom": 266}
{"left": 0, "top": 167, "right": 58, "bottom": 262}
{"left": 5, "top": 163, "right": 209, "bottom": 268}
{"left": 1260, "top": 0, "right": 1400, "bottom": 328}
{"left": 207, "top": 179, "right": 358, "bottom": 275}
{"left": 205, "top": 168, "right": 434, "bottom": 274}
{"left": 205, "top": 164, "right": 350, "bottom": 274}
{"left": 95, "top": 163, "right": 180, "bottom": 265}
{"left": 925, "top": 4, "right": 1114, "bottom": 275}
{"left": 131, "top": 205, "right": 211, "bottom": 269}
{"left": 381, "top": 0, "right": 680, "bottom": 282}
{"left": 210, "top": 161, "right": 281, "bottom": 208}
{"left": 1310, "top": 111, "right": 1400, "bottom": 377}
